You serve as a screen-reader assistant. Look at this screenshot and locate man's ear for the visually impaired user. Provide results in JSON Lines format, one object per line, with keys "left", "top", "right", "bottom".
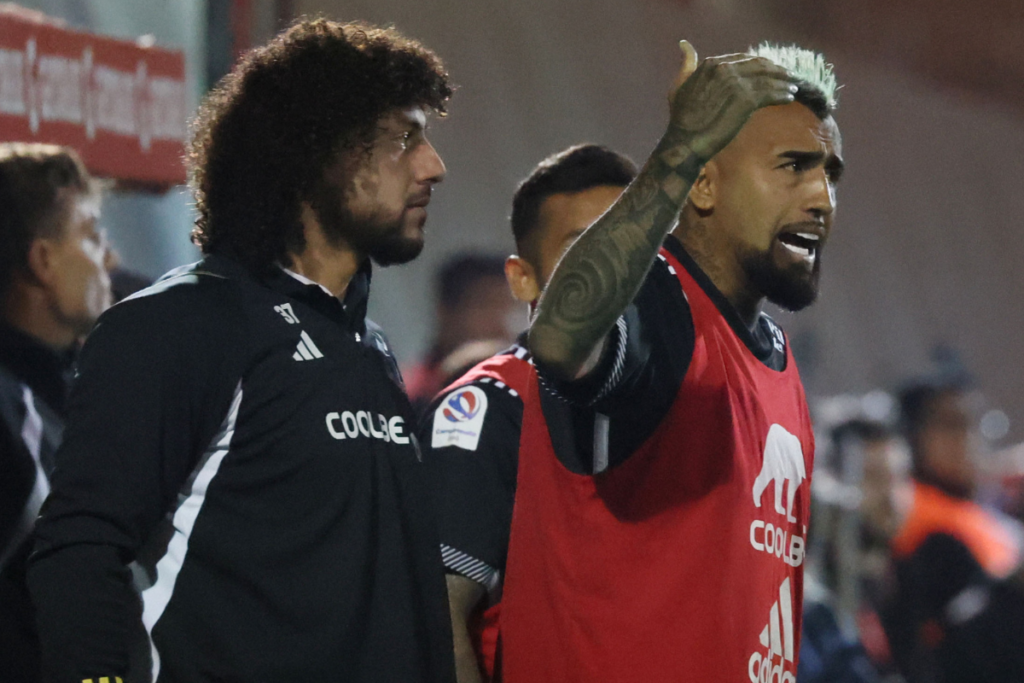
{"left": 687, "top": 162, "right": 716, "bottom": 213}
{"left": 505, "top": 255, "right": 540, "bottom": 304}
{"left": 24, "top": 238, "right": 57, "bottom": 288}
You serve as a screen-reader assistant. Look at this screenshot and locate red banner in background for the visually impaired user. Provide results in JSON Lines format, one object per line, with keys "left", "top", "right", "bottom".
{"left": 0, "top": 8, "right": 187, "bottom": 188}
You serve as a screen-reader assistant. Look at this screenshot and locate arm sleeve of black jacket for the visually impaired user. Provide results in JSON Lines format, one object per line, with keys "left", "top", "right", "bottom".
{"left": 419, "top": 381, "right": 521, "bottom": 589}
{"left": 27, "top": 281, "right": 248, "bottom": 682}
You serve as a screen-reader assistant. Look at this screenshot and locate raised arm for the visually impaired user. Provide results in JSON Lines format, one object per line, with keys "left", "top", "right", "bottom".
{"left": 528, "top": 43, "right": 798, "bottom": 379}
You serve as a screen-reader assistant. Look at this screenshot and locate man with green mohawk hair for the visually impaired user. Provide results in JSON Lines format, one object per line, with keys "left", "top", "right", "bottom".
{"left": 496, "top": 42, "right": 844, "bottom": 682}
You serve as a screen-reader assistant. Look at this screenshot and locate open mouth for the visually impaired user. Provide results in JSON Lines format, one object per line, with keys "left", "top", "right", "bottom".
{"left": 777, "top": 232, "right": 821, "bottom": 260}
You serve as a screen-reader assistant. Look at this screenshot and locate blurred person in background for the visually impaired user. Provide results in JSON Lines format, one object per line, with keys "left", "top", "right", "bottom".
{"left": 817, "top": 387, "right": 1024, "bottom": 683}
{"left": 894, "top": 375, "right": 1023, "bottom": 576}
{"left": 805, "top": 415, "right": 910, "bottom": 683}
{"left": 872, "top": 376, "right": 1024, "bottom": 682}
{"left": 27, "top": 19, "right": 456, "bottom": 683}
{"left": 995, "top": 450, "right": 1024, "bottom": 524}
{"left": 0, "top": 143, "right": 110, "bottom": 681}
{"left": 420, "top": 143, "right": 636, "bottom": 682}
{"left": 405, "top": 253, "right": 519, "bottom": 415}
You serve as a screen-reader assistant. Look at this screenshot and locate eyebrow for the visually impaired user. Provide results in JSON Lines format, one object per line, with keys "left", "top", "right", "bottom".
{"left": 400, "top": 111, "right": 427, "bottom": 131}
{"left": 779, "top": 150, "right": 845, "bottom": 179}
{"left": 380, "top": 115, "right": 425, "bottom": 135}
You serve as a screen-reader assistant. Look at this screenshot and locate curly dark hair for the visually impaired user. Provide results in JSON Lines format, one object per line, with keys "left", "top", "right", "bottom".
{"left": 189, "top": 18, "right": 452, "bottom": 274}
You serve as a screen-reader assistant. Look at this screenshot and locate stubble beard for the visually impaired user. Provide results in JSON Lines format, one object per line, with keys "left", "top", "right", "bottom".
{"left": 741, "top": 246, "right": 821, "bottom": 312}
{"left": 313, "top": 190, "right": 424, "bottom": 267}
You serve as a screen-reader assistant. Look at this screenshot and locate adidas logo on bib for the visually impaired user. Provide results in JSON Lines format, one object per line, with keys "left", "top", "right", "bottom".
{"left": 748, "top": 578, "right": 796, "bottom": 683}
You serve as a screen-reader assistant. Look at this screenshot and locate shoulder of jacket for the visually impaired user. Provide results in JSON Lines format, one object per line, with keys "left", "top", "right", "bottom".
{"left": 95, "top": 266, "right": 251, "bottom": 349}
{"left": 445, "top": 358, "right": 532, "bottom": 405}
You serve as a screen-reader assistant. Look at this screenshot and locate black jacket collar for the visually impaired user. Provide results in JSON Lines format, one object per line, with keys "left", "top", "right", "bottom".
{"left": 198, "top": 254, "right": 373, "bottom": 336}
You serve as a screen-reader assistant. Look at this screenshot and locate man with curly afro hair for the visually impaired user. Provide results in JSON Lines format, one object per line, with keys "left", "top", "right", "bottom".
{"left": 28, "top": 19, "right": 456, "bottom": 683}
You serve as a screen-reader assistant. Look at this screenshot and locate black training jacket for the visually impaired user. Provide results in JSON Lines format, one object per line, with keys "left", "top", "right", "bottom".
{"left": 1, "top": 321, "right": 73, "bottom": 682}
{"left": 27, "top": 254, "right": 455, "bottom": 683}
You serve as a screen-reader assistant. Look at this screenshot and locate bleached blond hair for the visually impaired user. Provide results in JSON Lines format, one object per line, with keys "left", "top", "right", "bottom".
{"left": 748, "top": 42, "right": 839, "bottom": 114}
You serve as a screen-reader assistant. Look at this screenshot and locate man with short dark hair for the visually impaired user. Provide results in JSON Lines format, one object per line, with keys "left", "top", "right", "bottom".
{"left": 508, "top": 144, "right": 637, "bottom": 278}
{"left": 893, "top": 377, "right": 1021, "bottom": 576}
{"left": 28, "top": 19, "right": 455, "bottom": 683}
{"left": 508, "top": 42, "right": 839, "bottom": 681}
{"left": 0, "top": 142, "right": 110, "bottom": 681}
{"left": 899, "top": 377, "right": 978, "bottom": 501}
{"left": 419, "top": 144, "right": 637, "bottom": 682}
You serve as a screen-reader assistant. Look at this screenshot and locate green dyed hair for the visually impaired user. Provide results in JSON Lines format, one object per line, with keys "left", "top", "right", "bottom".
{"left": 748, "top": 43, "right": 839, "bottom": 116}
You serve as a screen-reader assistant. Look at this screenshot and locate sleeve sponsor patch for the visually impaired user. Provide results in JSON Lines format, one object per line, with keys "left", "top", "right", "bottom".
{"left": 432, "top": 385, "right": 489, "bottom": 451}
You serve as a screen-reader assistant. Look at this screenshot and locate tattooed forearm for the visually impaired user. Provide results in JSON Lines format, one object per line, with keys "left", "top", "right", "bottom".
{"left": 528, "top": 132, "right": 704, "bottom": 379}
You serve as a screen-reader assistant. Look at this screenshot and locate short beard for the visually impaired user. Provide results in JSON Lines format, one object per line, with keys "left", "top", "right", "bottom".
{"left": 310, "top": 184, "right": 423, "bottom": 267}
{"left": 741, "top": 247, "right": 820, "bottom": 312}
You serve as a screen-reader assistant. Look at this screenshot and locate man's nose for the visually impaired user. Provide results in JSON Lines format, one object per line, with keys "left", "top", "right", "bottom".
{"left": 806, "top": 168, "right": 835, "bottom": 220}
{"left": 416, "top": 139, "right": 446, "bottom": 184}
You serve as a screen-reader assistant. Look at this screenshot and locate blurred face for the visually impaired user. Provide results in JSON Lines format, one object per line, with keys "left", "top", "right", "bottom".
{"left": 43, "top": 191, "right": 111, "bottom": 337}
{"left": 707, "top": 102, "right": 843, "bottom": 311}
{"left": 314, "top": 106, "right": 446, "bottom": 266}
{"left": 916, "top": 391, "right": 978, "bottom": 496}
{"left": 440, "top": 275, "right": 519, "bottom": 350}
{"left": 860, "top": 437, "right": 912, "bottom": 539}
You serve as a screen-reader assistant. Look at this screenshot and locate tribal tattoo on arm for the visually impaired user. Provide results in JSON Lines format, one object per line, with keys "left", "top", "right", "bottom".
{"left": 529, "top": 51, "right": 799, "bottom": 379}
{"left": 527, "top": 131, "right": 703, "bottom": 380}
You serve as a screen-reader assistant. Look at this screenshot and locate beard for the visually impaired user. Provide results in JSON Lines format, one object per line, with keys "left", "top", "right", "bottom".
{"left": 311, "top": 184, "right": 424, "bottom": 267}
{"left": 741, "top": 245, "right": 821, "bottom": 312}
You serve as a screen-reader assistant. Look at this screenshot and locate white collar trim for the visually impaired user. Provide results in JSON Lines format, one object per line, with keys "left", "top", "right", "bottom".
{"left": 279, "top": 266, "right": 336, "bottom": 298}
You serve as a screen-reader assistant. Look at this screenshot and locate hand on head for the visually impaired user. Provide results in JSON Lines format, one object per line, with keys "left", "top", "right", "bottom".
{"left": 665, "top": 40, "right": 799, "bottom": 163}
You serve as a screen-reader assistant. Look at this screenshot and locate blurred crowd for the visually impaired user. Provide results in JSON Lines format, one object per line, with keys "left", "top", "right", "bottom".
{"left": 2, "top": 139, "right": 1022, "bottom": 683}
{"left": 802, "top": 376, "right": 1024, "bottom": 682}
